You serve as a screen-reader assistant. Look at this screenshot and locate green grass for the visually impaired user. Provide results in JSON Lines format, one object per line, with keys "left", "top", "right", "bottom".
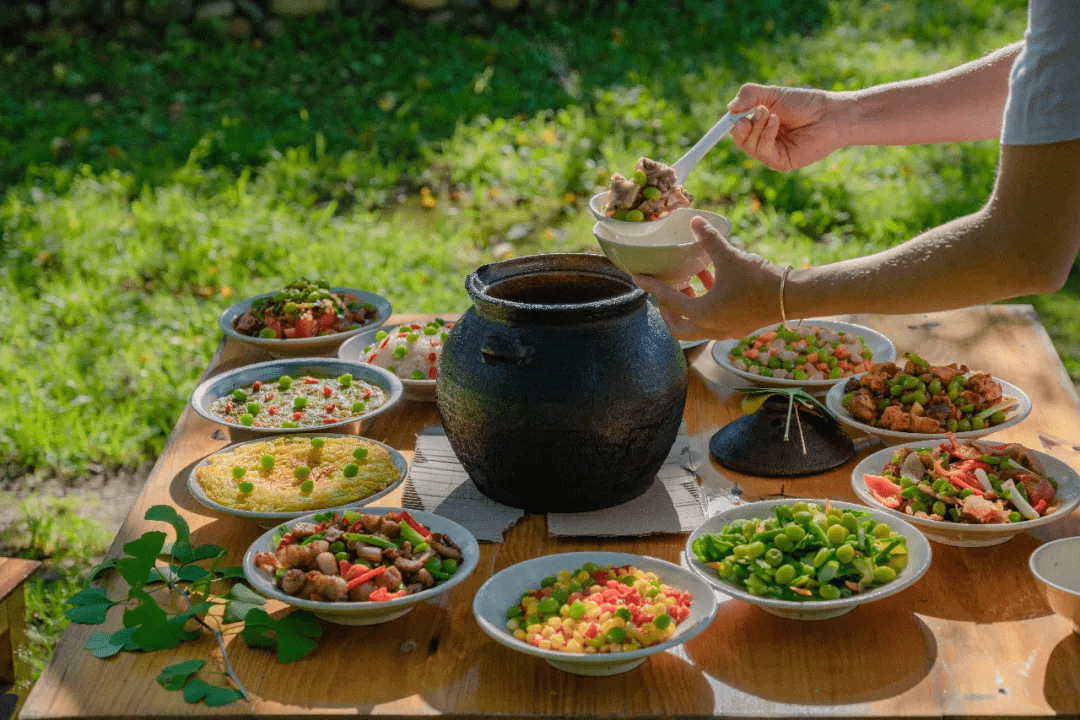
{"left": 2, "top": 0, "right": 1076, "bottom": 480}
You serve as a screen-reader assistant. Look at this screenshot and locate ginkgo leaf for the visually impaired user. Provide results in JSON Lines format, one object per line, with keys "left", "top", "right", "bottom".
{"left": 85, "top": 627, "right": 138, "bottom": 658}
{"left": 145, "top": 505, "right": 190, "bottom": 546}
{"left": 223, "top": 583, "right": 265, "bottom": 624}
{"left": 64, "top": 588, "right": 117, "bottom": 625}
{"left": 117, "top": 531, "right": 167, "bottom": 591}
{"left": 157, "top": 659, "right": 205, "bottom": 691}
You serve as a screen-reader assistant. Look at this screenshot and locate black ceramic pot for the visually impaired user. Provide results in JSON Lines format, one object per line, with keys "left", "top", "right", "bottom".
{"left": 436, "top": 253, "right": 688, "bottom": 513}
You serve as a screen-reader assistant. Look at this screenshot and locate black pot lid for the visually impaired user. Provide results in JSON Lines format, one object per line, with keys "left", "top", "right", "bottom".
{"left": 710, "top": 396, "right": 855, "bottom": 477}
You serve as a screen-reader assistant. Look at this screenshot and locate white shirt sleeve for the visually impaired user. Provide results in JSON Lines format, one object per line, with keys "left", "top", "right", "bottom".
{"left": 1001, "top": 0, "right": 1080, "bottom": 145}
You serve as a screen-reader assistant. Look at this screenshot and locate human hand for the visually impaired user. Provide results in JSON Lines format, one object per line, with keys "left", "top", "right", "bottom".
{"left": 727, "top": 83, "right": 840, "bottom": 172}
{"left": 633, "top": 216, "right": 783, "bottom": 341}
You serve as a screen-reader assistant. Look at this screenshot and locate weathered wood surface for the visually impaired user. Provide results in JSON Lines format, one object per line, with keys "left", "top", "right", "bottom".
{"left": 20, "top": 306, "right": 1080, "bottom": 719}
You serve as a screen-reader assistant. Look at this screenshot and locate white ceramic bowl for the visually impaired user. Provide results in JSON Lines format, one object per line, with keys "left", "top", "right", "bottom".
{"left": 472, "top": 551, "right": 719, "bottom": 676}
{"left": 187, "top": 433, "right": 408, "bottom": 528}
{"left": 589, "top": 191, "right": 684, "bottom": 239}
{"left": 219, "top": 287, "right": 392, "bottom": 358}
{"left": 711, "top": 320, "right": 896, "bottom": 395}
{"left": 685, "top": 498, "right": 932, "bottom": 621}
{"left": 243, "top": 507, "right": 479, "bottom": 625}
{"left": 592, "top": 208, "right": 731, "bottom": 288}
{"left": 825, "top": 373, "right": 1032, "bottom": 447}
{"left": 851, "top": 440, "right": 1080, "bottom": 547}
{"left": 189, "top": 358, "right": 404, "bottom": 442}
{"left": 1030, "top": 537, "right": 1080, "bottom": 634}
{"left": 337, "top": 319, "right": 456, "bottom": 403}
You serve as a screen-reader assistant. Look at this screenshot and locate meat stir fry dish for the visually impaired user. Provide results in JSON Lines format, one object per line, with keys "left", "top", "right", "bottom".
{"left": 603, "top": 157, "right": 693, "bottom": 221}
{"left": 863, "top": 438, "right": 1060, "bottom": 524}
{"left": 254, "top": 509, "right": 463, "bottom": 602}
{"left": 841, "top": 353, "right": 1015, "bottom": 434}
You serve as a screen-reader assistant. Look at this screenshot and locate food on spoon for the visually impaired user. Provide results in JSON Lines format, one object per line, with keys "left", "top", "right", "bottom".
{"left": 691, "top": 501, "right": 908, "bottom": 601}
{"left": 840, "top": 353, "right": 1016, "bottom": 434}
{"left": 863, "top": 437, "right": 1061, "bottom": 524}
{"left": 729, "top": 324, "right": 875, "bottom": 381}
{"left": 196, "top": 436, "right": 400, "bottom": 512}
{"left": 603, "top": 158, "right": 693, "bottom": 222}
{"left": 233, "top": 279, "right": 379, "bottom": 339}
{"left": 363, "top": 319, "right": 454, "bottom": 381}
{"left": 209, "top": 373, "right": 388, "bottom": 429}
{"left": 253, "top": 509, "right": 463, "bottom": 602}
{"left": 503, "top": 562, "right": 693, "bottom": 653}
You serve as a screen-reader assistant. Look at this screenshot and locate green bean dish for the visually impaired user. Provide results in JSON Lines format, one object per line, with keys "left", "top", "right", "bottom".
{"left": 691, "top": 502, "right": 908, "bottom": 601}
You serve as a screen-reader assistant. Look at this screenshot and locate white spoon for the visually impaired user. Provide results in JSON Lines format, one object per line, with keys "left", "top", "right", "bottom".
{"left": 589, "top": 108, "right": 756, "bottom": 238}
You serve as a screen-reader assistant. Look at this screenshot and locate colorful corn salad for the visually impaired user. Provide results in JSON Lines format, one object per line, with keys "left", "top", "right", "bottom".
{"left": 691, "top": 502, "right": 908, "bottom": 601}
{"left": 729, "top": 324, "right": 874, "bottom": 381}
{"left": 504, "top": 563, "right": 693, "bottom": 654}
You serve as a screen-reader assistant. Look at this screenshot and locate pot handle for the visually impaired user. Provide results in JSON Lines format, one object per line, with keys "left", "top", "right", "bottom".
{"left": 481, "top": 336, "right": 535, "bottom": 366}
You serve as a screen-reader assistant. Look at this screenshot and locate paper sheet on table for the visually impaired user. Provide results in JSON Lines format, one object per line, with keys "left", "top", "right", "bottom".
{"left": 402, "top": 424, "right": 705, "bottom": 543}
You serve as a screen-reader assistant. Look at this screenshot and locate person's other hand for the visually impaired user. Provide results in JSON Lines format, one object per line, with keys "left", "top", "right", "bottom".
{"left": 633, "top": 216, "right": 783, "bottom": 341}
{"left": 728, "top": 84, "right": 840, "bottom": 172}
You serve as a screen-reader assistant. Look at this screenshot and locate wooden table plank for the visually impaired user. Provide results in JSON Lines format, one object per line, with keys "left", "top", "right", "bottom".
{"left": 20, "top": 305, "right": 1080, "bottom": 719}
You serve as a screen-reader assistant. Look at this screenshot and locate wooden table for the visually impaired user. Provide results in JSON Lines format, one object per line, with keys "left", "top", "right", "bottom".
{"left": 19, "top": 305, "right": 1080, "bottom": 719}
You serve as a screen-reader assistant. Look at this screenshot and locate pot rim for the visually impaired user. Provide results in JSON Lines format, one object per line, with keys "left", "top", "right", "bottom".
{"left": 466, "top": 253, "right": 646, "bottom": 321}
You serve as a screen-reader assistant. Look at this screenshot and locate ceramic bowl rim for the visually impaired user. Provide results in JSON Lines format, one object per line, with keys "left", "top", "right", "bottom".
{"left": 242, "top": 506, "right": 480, "bottom": 613}
{"left": 188, "top": 358, "right": 404, "bottom": 435}
{"left": 710, "top": 320, "right": 897, "bottom": 391}
{"left": 685, "top": 498, "right": 932, "bottom": 614}
{"left": 217, "top": 286, "right": 392, "bottom": 350}
{"left": 471, "top": 551, "right": 719, "bottom": 667}
{"left": 825, "top": 372, "right": 1032, "bottom": 442}
{"left": 1029, "top": 536, "right": 1080, "bottom": 597}
{"left": 187, "top": 432, "right": 409, "bottom": 523}
{"left": 851, "top": 440, "right": 1080, "bottom": 542}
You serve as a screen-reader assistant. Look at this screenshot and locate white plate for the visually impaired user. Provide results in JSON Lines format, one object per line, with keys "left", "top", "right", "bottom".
{"left": 243, "top": 507, "right": 479, "bottom": 625}
{"left": 685, "top": 498, "right": 932, "bottom": 621}
{"left": 219, "top": 287, "right": 392, "bottom": 359}
{"left": 851, "top": 440, "right": 1080, "bottom": 546}
{"left": 711, "top": 320, "right": 896, "bottom": 394}
{"left": 472, "top": 551, "right": 719, "bottom": 676}
{"left": 188, "top": 433, "right": 408, "bottom": 528}
{"left": 825, "top": 373, "right": 1032, "bottom": 447}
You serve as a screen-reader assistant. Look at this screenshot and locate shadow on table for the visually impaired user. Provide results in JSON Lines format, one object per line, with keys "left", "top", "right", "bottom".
{"left": 421, "top": 639, "right": 716, "bottom": 716}
{"left": 684, "top": 596, "right": 936, "bottom": 706}
{"left": 907, "top": 533, "right": 1059, "bottom": 624}
{"left": 1044, "top": 632, "right": 1080, "bottom": 715}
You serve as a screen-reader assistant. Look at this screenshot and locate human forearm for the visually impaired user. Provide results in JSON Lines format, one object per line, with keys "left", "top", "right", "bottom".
{"left": 830, "top": 42, "right": 1022, "bottom": 148}
{"left": 786, "top": 140, "right": 1080, "bottom": 317}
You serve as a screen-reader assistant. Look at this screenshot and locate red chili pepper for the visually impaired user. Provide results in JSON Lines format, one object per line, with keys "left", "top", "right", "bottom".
{"left": 339, "top": 560, "right": 352, "bottom": 577}
{"left": 346, "top": 564, "right": 386, "bottom": 591}
{"left": 304, "top": 377, "right": 319, "bottom": 384}
{"left": 368, "top": 586, "right": 409, "bottom": 602}
{"left": 367, "top": 354, "right": 377, "bottom": 363}
{"left": 268, "top": 407, "right": 277, "bottom": 415}
{"left": 428, "top": 367, "right": 437, "bottom": 380}
{"left": 363, "top": 390, "right": 371, "bottom": 399}
{"left": 324, "top": 403, "right": 335, "bottom": 412}
{"left": 322, "top": 418, "right": 336, "bottom": 424}
{"left": 252, "top": 381, "right": 262, "bottom": 391}
{"left": 428, "top": 352, "right": 437, "bottom": 362}
{"left": 293, "top": 412, "right": 303, "bottom": 420}
{"left": 399, "top": 510, "right": 432, "bottom": 538}
{"left": 322, "top": 385, "right": 332, "bottom": 397}
{"left": 1033, "top": 498, "right": 1048, "bottom": 514}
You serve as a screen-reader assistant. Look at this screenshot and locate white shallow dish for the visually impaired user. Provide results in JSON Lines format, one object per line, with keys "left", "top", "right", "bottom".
{"left": 243, "top": 507, "right": 479, "bottom": 625}
{"left": 851, "top": 440, "right": 1080, "bottom": 547}
{"left": 825, "top": 373, "right": 1032, "bottom": 447}
{"left": 592, "top": 209, "right": 730, "bottom": 288}
{"left": 337, "top": 319, "right": 456, "bottom": 403}
{"left": 187, "top": 433, "right": 408, "bottom": 528}
{"left": 219, "top": 287, "right": 392, "bottom": 358}
{"left": 189, "top": 358, "right": 404, "bottom": 443}
{"left": 1030, "top": 537, "right": 1080, "bottom": 634}
{"left": 472, "top": 551, "right": 719, "bottom": 676}
{"left": 711, "top": 320, "right": 896, "bottom": 395}
{"left": 685, "top": 498, "right": 932, "bottom": 621}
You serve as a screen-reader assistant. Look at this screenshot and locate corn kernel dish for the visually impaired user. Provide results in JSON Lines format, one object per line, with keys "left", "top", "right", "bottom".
{"left": 472, "top": 551, "right": 718, "bottom": 676}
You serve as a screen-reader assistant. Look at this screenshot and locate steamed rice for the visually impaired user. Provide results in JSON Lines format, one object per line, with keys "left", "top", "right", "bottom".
{"left": 196, "top": 436, "right": 401, "bottom": 512}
